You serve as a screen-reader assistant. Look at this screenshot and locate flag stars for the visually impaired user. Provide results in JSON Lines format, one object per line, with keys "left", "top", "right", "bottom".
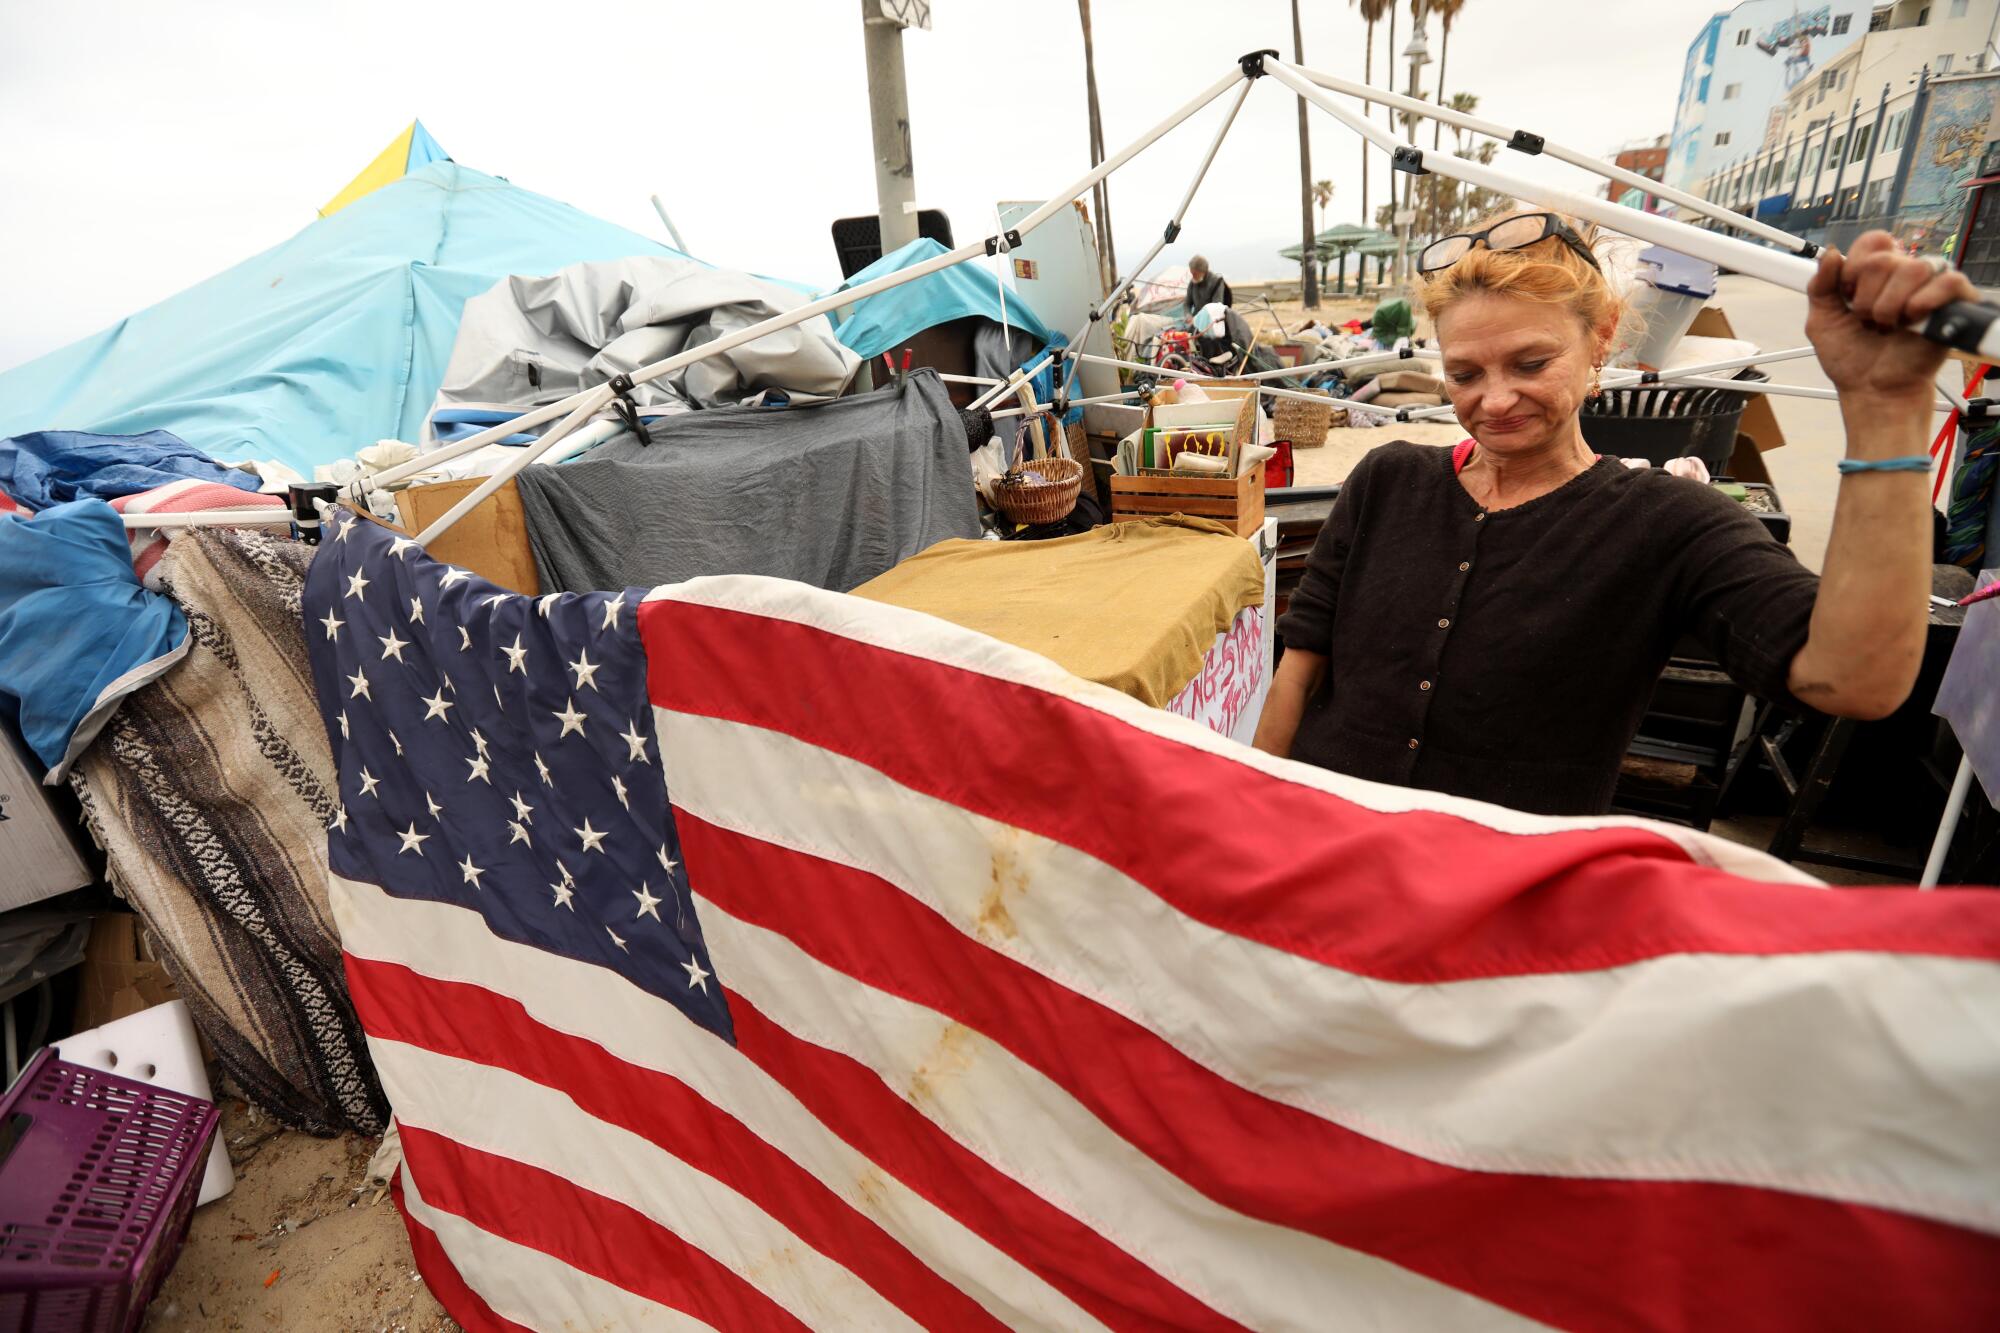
{"left": 458, "top": 626, "right": 472, "bottom": 651}
{"left": 439, "top": 568, "right": 472, "bottom": 590}
{"left": 483, "top": 594, "right": 511, "bottom": 611}
{"left": 459, "top": 855, "right": 486, "bottom": 889}
{"left": 633, "top": 883, "right": 662, "bottom": 920}
{"left": 509, "top": 792, "right": 534, "bottom": 824}
{"left": 328, "top": 805, "right": 349, "bottom": 834}
{"left": 534, "top": 752, "right": 553, "bottom": 786}
{"left": 347, "top": 667, "right": 372, "bottom": 701}
{"left": 683, "top": 958, "right": 711, "bottom": 994}
{"left": 553, "top": 698, "right": 588, "bottom": 739}
{"left": 601, "top": 591, "right": 625, "bottom": 631}
{"left": 319, "top": 609, "right": 344, "bottom": 640}
{"left": 338, "top": 711, "right": 350, "bottom": 740}
{"left": 537, "top": 594, "right": 561, "bottom": 618}
{"left": 575, "top": 819, "right": 607, "bottom": 854}
{"left": 396, "top": 822, "right": 430, "bottom": 856}
{"left": 425, "top": 792, "right": 444, "bottom": 821}
{"left": 470, "top": 729, "right": 490, "bottom": 759}
{"left": 344, "top": 568, "right": 370, "bottom": 601}
{"left": 611, "top": 774, "right": 629, "bottom": 809}
{"left": 607, "top": 927, "right": 629, "bottom": 953}
{"left": 567, "top": 648, "right": 600, "bottom": 691}
{"left": 551, "top": 878, "right": 574, "bottom": 910}
{"left": 508, "top": 821, "right": 532, "bottom": 848}
{"left": 421, "top": 689, "right": 454, "bottom": 722}
{"left": 378, "top": 629, "right": 409, "bottom": 662}
{"left": 466, "top": 754, "right": 492, "bottom": 784}
{"left": 356, "top": 768, "right": 381, "bottom": 799}
{"left": 334, "top": 516, "right": 355, "bottom": 542}
{"left": 501, "top": 634, "right": 528, "bottom": 673}
{"left": 388, "top": 730, "right": 403, "bottom": 757}
{"left": 408, "top": 596, "right": 425, "bottom": 625}
{"left": 388, "top": 535, "right": 418, "bottom": 559}
{"left": 619, "top": 721, "right": 649, "bottom": 764}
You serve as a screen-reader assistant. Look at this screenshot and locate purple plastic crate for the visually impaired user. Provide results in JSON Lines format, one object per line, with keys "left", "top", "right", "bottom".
{"left": 0, "top": 1048, "right": 219, "bottom": 1333}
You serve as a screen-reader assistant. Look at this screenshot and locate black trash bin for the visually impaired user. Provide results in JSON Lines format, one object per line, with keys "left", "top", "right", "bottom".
{"left": 1580, "top": 370, "right": 1766, "bottom": 476}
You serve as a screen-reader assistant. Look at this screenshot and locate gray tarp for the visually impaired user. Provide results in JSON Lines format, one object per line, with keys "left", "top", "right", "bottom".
{"left": 429, "top": 257, "right": 860, "bottom": 427}
{"left": 513, "top": 368, "right": 980, "bottom": 594}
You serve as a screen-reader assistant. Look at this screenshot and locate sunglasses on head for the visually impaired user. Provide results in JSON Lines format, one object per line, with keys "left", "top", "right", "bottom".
{"left": 1419, "top": 213, "right": 1602, "bottom": 276}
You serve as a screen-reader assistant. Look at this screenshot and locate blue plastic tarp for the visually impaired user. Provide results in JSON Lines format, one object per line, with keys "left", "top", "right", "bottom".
{"left": 829, "top": 238, "right": 1057, "bottom": 361}
{"left": 0, "top": 502, "right": 188, "bottom": 780}
{"left": 0, "top": 162, "right": 697, "bottom": 479}
{"left": 0, "top": 429, "right": 260, "bottom": 510}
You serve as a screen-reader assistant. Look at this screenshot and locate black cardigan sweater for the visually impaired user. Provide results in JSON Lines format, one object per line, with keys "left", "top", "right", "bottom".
{"left": 1275, "top": 442, "right": 1820, "bottom": 815}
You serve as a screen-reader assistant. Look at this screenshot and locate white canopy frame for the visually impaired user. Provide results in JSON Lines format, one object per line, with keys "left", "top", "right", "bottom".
{"left": 110, "top": 50, "right": 1998, "bottom": 885}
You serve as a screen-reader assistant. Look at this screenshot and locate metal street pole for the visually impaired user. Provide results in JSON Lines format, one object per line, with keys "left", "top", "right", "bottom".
{"left": 861, "top": 0, "right": 920, "bottom": 253}
{"left": 1395, "top": 5, "right": 1431, "bottom": 288}
{"left": 1827, "top": 96, "right": 1862, "bottom": 222}
{"left": 1887, "top": 67, "right": 1932, "bottom": 217}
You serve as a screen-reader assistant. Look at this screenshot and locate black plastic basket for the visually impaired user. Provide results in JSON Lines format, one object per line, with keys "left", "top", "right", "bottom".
{"left": 1580, "top": 370, "right": 1767, "bottom": 475}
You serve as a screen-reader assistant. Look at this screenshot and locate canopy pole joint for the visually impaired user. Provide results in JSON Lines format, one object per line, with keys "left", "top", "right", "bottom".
{"left": 1507, "top": 130, "right": 1545, "bottom": 156}
{"left": 606, "top": 373, "right": 651, "bottom": 446}
{"left": 1392, "top": 146, "right": 1429, "bottom": 176}
{"left": 1238, "top": 49, "right": 1279, "bottom": 79}
{"left": 983, "top": 229, "right": 1023, "bottom": 256}
{"left": 1164, "top": 220, "right": 1182, "bottom": 243}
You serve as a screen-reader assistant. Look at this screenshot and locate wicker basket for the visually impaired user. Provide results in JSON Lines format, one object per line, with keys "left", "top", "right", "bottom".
{"left": 1272, "top": 392, "right": 1335, "bottom": 449}
{"left": 991, "top": 455, "right": 1085, "bottom": 526}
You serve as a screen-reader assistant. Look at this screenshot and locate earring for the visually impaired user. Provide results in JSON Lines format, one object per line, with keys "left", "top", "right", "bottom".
{"left": 1589, "top": 364, "right": 1603, "bottom": 399}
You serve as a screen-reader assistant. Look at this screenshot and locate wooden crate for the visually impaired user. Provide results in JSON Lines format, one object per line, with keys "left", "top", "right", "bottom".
{"left": 1111, "top": 460, "right": 1266, "bottom": 537}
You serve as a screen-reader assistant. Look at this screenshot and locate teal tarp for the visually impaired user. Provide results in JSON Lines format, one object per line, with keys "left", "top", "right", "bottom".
{"left": 0, "top": 162, "right": 693, "bottom": 478}
{"left": 829, "top": 238, "right": 1056, "bottom": 360}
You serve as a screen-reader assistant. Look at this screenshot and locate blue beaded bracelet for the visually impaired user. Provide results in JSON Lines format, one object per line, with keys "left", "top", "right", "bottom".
{"left": 1836, "top": 455, "right": 1933, "bottom": 474}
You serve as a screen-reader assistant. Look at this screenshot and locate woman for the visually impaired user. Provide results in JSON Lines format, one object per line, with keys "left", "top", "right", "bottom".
{"left": 1253, "top": 209, "right": 1976, "bottom": 816}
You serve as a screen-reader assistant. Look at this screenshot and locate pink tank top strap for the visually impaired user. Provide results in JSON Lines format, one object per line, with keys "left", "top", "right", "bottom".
{"left": 1452, "top": 439, "right": 1475, "bottom": 474}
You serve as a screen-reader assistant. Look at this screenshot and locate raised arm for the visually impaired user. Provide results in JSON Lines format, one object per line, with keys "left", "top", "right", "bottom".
{"left": 1786, "top": 235, "right": 1980, "bottom": 719}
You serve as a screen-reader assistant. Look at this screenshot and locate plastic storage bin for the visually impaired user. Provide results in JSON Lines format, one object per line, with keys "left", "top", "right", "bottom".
{"left": 1580, "top": 371, "right": 1767, "bottom": 476}
{"left": 0, "top": 1047, "right": 219, "bottom": 1333}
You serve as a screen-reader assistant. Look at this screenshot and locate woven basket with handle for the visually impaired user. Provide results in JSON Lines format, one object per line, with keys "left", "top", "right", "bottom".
{"left": 991, "top": 455, "right": 1084, "bottom": 525}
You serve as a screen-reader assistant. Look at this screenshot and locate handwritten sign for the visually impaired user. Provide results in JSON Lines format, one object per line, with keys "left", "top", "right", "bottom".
{"left": 1166, "top": 605, "right": 1267, "bottom": 741}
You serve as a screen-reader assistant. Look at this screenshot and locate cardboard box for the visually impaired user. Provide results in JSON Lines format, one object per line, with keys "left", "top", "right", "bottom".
{"left": 71, "top": 914, "right": 181, "bottom": 1034}
{"left": 1685, "top": 306, "right": 1786, "bottom": 485}
{"left": 394, "top": 478, "right": 542, "bottom": 595}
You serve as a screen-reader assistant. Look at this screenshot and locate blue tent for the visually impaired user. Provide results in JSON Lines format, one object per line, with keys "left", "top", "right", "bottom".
{"left": 829, "top": 238, "right": 1057, "bottom": 360}
{"left": 0, "top": 162, "right": 695, "bottom": 477}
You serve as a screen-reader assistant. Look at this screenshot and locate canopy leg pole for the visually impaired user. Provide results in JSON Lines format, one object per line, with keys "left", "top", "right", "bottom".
{"left": 1263, "top": 58, "right": 2000, "bottom": 360}
{"left": 1921, "top": 756, "right": 1975, "bottom": 889}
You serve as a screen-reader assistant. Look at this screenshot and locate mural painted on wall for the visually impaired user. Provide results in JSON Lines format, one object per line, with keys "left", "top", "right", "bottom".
{"left": 1756, "top": 6, "right": 1833, "bottom": 91}
{"left": 1902, "top": 78, "right": 2000, "bottom": 213}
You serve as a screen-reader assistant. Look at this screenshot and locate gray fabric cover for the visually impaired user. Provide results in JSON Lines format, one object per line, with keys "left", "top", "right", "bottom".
{"left": 430, "top": 257, "right": 859, "bottom": 424}
{"left": 513, "top": 369, "right": 980, "bottom": 594}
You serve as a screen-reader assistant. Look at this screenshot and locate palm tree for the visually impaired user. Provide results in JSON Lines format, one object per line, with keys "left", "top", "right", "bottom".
{"left": 1353, "top": 0, "right": 1391, "bottom": 245}
{"left": 1313, "top": 179, "right": 1336, "bottom": 287}
{"left": 1077, "top": 0, "right": 1116, "bottom": 292}
{"left": 1292, "top": 0, "right": 1320, "bottom": 308}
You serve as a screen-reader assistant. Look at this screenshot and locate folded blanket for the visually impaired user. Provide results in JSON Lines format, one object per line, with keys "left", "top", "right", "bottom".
{"left": 69, "top": 528, "right": 387, "bottom": 1135}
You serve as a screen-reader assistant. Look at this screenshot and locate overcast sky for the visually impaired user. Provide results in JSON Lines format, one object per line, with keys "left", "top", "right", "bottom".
{"left": 0, "top": 0, "right": 1733, "bottom": 373}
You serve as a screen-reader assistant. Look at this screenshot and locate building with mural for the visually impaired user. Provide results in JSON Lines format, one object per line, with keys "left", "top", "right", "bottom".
{"left": 1684, "top": 0, "right": 2000, "bottom": 250}
{"left": 1607, "top": 135, "right": 1672, "bottom": 210}
{"left": 1669, "top": 0, "right": 1875, "bottom": 199}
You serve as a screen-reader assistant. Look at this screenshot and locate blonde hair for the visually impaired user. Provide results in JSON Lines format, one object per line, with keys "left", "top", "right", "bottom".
{"left": 1416, "top": 208, "right": 1637, "bottom": 350}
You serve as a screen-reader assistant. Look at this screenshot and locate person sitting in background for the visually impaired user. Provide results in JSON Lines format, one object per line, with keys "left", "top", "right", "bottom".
{"left": 1252, "top": 208, "right": 1971, "bottom": 816}
{"left": 1185, "top": 256, "right": 1232, "bottom": 318}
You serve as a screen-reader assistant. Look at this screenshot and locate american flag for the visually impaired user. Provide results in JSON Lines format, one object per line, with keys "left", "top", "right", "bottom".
{"left": 308, "top": 512, "right": 2000, "bottom": 1332}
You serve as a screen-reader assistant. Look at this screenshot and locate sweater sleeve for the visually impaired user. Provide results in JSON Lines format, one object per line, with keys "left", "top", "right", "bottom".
{"left": 1670, "top": 479, "right": 1820, "bottom": 707}
{"left": 1276, "top": 453, "right": 1371, "bottom": 654}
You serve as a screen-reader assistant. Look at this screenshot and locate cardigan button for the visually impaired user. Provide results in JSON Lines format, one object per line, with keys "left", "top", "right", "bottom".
{"left": 1458, "top": 561, "right": 1470, "bottom": 571}
{"left": 1437, "top": 617, "right": 1451, "bottom": 629}
{"left": 1407, "top": 738, "right": 1420, "bottom": 750}
{"left": 1420, "top": 680, "right": 1432, "bottom": 691}
{"left": 1474, "top": 512, "right": 1485, "bottom": 522}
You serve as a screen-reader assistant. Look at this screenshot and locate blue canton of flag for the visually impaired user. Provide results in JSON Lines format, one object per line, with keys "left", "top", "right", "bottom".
{"left": 302, "top": 510, "right": 731, "bottom": 1041}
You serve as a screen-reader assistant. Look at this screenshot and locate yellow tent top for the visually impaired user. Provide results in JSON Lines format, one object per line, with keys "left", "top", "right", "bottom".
{"left": 320, "top": 120, "right": 449, "bottom": 217}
